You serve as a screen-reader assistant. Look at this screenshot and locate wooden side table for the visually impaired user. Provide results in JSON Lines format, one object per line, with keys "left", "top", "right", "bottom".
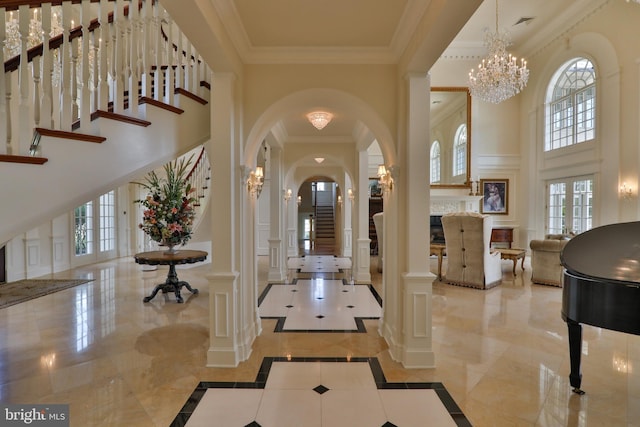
{"left": 491, "top": 227, "right": 514, "bottom": 248}
{"left": 134, "top": 250, "right": 207, "bottom": 303}
{"left": 430, "top": 243, "right": 447, "bottom": 280}
{"left": 496, "top": 248, "right": 526, "bottom": 276}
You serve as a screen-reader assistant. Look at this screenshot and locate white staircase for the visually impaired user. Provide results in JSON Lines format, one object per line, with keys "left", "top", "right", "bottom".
{"left": 0, "top": 1, "right": 211, "bottom": 246}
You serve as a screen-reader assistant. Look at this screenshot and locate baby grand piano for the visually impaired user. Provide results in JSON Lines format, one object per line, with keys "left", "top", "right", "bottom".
{"left": 561, "top": 222, "right": 640, "bottom": 394}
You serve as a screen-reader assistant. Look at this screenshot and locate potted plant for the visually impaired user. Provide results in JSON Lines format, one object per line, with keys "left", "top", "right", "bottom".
{"left": 135, "top": 156, "right": 197, "bottom": 254}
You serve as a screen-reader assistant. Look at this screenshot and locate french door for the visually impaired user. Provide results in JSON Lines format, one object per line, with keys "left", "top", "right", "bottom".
{"left": 546, "top": 176, "right": 593, "bottom": 235}
{"left": 72, "top": 190, "right": 117, "bottom": 266}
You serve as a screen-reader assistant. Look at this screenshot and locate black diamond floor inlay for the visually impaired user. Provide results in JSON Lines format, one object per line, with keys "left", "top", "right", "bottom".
{"left": 285, "top": 305, "right": 293, "bottom": 308}
{"left": 313, "top": 384, "right": 330, "bottom": 395}
{"left": 316, "top": 315, "right": 325, "bottom": 319}
{"left": 347, "top": 305, "right": 355, "bottom": 308}
{"left": 171, "top": 357, "right": 471, "bottom": 427}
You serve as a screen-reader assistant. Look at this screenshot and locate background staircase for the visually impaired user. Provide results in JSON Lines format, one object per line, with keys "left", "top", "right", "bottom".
{"left": 0, "top": 0, "right": 211, "bottom": 246}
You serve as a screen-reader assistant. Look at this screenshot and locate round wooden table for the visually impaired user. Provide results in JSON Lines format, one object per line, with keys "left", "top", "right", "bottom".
{"left": 134, "top": 250, "right": 207, "bottom": 303}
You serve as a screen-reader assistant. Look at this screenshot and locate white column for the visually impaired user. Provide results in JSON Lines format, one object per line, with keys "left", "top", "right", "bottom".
{"left": 207, "top": 73, "right": 257, "bottom": 367}
{"left": 396, "top": 73, "right": 435, "bottom": 367}
{"left": 286, "top": 187, "right": 298, "bottom": 258}
{"left": 354, "top": 149, "right": 371, "bottom": 283}
{"left": 342, "top": 173, "right": 354, "bottom": 258}
{"left": 268, "top": 146, "right": 286, "bottom": 282}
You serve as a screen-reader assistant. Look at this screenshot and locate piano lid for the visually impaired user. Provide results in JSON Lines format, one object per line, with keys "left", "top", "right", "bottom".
{"left": 561, "top": 221, "right": 640, "bottom": 285}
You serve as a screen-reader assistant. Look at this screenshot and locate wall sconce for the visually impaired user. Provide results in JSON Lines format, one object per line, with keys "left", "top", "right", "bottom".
{"left": 247, "top": 166, "right": 264, "bottom": 196}
{"left": 377, "top": 164, "right": 394, "bottom": 192}
{"left": 284, "top": 188, "right": 293, "bottom": 203}
{"left": 337, "top": 195, "right": 343, "bottom": 206}
{"left": 297, "top": 195, "right": 302, "bottom": 206}
{"left": 620, "top": 182, "right": 633, "bottom": 200}
{"left": 347, "top": 188, "right": 355, "bottom": 202}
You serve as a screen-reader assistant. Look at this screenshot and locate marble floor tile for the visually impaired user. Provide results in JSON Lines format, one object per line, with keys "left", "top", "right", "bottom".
{"left": 1, "top": 253, "right": 639, "bottom": 426}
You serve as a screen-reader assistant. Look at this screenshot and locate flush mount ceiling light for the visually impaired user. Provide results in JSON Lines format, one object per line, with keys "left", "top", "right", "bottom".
{"left": 314, "top": 157, "right": 325, "bottom": 164}
{"left": 306, "top": 111, "right": 333, "bottom": 130}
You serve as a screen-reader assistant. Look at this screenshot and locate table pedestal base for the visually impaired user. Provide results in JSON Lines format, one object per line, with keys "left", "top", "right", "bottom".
{"left": 143, "top": 264, "right": 199, "bottom": 303}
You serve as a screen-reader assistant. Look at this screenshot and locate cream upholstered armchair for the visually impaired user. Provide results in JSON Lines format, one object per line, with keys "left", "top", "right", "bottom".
{"left": 441, "top": 212, "right": 502, "bottom": 289}
{"left": 529, "top": 234, "right": 572, "bottom": 287}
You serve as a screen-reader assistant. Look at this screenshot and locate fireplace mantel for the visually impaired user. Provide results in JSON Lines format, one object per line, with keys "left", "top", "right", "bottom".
{"left": 430, "top": 194, "right": 483, "bottom": 215}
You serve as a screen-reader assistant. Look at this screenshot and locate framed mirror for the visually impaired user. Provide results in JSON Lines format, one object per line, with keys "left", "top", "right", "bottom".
{"left": 429, "top": 87, "right": 471, "bottom": 188}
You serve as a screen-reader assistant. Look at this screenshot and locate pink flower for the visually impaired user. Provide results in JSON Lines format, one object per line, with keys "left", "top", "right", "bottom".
{"left": 168, "top": 223, "right": 183, "bottom": 233}
{"left": 171, "top": 207, "right": 178, "bottom": 214}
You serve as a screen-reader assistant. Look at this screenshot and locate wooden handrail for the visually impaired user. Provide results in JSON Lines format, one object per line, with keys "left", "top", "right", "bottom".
{"left": 3, "top": 1, "right": 194, "bottom": 74}
{"left": 185, "top": 146, "right": 207, "bottom": 181}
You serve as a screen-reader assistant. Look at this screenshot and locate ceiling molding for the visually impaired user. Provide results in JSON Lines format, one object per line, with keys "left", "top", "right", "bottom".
{"left": 519, "top": 0, "right": 610, "bottom": 59}
{"left": 242, "top": 46, "right": 398, "bottom": 65}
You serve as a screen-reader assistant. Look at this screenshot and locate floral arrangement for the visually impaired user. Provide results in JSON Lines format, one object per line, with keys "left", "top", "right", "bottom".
{"left": 135, "top": 156, "right": 197, "bottom": 250}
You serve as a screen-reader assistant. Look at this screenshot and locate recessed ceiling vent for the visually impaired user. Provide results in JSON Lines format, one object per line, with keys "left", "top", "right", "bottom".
{"left": 514, "top": 17, "right": 535, "bottom": 26}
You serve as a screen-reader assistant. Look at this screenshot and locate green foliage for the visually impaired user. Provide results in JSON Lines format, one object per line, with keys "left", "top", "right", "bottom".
{"left": 135, "top": 156, "right": 197, "bottom": 247}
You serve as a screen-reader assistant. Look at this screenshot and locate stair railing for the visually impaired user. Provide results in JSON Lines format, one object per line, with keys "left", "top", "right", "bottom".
{"left": 1, "top": 0, "right": 210, "bottom": 158}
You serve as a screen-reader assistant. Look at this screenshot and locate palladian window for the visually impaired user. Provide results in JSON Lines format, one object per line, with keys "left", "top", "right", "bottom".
{"left": 546, "top": 58, "right": 596, "bottom": 151}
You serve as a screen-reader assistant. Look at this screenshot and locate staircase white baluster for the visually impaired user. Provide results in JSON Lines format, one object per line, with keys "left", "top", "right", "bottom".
{"left": 4, "top": 75, "right": 13, "bottom": 155}
{"left": 32, "top": 56, "right": 41, "bottom": 129}
{"left": 80, "top": 0, "right": 91, "bottom": 128}
{"left": 0, "top": 7, "right": 8, "bottom": 155}
{"left": 153, "top": 2, "right": 162, "bottom": 101}
{"left": 189, "top": 44, "right": 196, "bottom": 93}
{"left": 40, "top": 3, "right": 53, "bottom": 129}
{"left": 165, "top": 13, "right": 174, "bottom": 105}
{"left": 98, "top": 0, "right": 110, "bottom": 111}
{"left": 71, "top": 36, "right": 79, "bottom": 122}
{"left": 176, "top": 30, "right": 183, "bottom": 90}
{"left": 141, "top": 0, "right": 152, "bottom": 99}
{"left": 91, "top": 24, "right": 99, "bottom": 112}
{"left": 60, "top": 1, "right": 72, "bottom": 130}
{"left": 129, "top": 0, "right": 140, "bottom": 112}
{"left": 194, "top": 53, "right": 201, "bottom": 97}
{"left": 113, "top": 0, "right": 125, "bottom": 113}
{"left": 183, "top": 39, "right": 192, "bottom": 93}
{"left": 18, "top": 5, "right": 32, "bottom": 152}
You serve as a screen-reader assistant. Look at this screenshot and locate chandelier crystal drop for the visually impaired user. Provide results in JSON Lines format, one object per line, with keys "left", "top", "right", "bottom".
{"left": 468, "top": 0, "right": 529, "bottom": 104}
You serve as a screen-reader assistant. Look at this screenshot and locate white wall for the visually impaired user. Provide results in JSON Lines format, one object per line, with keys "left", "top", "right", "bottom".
{"left": 429, "top": 1, "right": 640, "bottom": 249}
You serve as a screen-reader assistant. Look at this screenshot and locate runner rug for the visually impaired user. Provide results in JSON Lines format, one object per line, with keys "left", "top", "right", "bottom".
{"left": 0, "top": 279, "right": 94, "bottom": 309}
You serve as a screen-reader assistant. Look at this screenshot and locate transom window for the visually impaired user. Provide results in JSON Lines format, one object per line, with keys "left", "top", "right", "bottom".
{"left": 430, "top": 141, "right": 441, "bottom": 184}
{"left": 546, "top": 58, "right": 596, "bottom": 151}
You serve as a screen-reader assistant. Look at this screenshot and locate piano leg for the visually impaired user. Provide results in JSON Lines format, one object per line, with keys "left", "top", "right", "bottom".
{"left": 567, "top": 319, "right": 585, "bottom": 395}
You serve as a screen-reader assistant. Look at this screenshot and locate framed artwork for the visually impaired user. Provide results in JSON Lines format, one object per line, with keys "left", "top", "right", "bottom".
{"left": 480, "top": 179, "right": 508, "bottom": 214}
{"left": 369, "top": 178, "right": 383, "bottom": 198}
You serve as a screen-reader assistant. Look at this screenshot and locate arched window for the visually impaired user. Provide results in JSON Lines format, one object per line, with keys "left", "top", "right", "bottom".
{"left": 453, "top": 124, "right": 467, "bottom": 177}
{"left": 430, "top": 141, "right": 441, "bottom": 184}
{"left": 546, "top": 58, "right": 596, "bottom": 151}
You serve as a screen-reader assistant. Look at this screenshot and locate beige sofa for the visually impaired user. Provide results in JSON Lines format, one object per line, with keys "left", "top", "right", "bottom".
{"left": 441, "top": 212, "right": 502, "bottom": 289}
{"left": 529, "top": 234, "right": 572, "bottom": 287}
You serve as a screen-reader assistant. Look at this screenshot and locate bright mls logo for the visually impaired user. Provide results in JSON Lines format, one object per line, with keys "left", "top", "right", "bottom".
{"left": 1, "top": 404, "right": 69, "bottom": 426}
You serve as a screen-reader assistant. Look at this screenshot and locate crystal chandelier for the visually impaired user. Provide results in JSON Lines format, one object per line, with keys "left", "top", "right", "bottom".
{"left": 306, "top": 111, "right": 333, "bottom": 130}
{"left": 468, "top": 0, "right": 529, "bottom": 104}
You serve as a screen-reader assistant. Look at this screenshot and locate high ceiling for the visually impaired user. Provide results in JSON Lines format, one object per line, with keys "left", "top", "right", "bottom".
{"left": 166, "top": 0, "right": 593, "bottom": 148}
